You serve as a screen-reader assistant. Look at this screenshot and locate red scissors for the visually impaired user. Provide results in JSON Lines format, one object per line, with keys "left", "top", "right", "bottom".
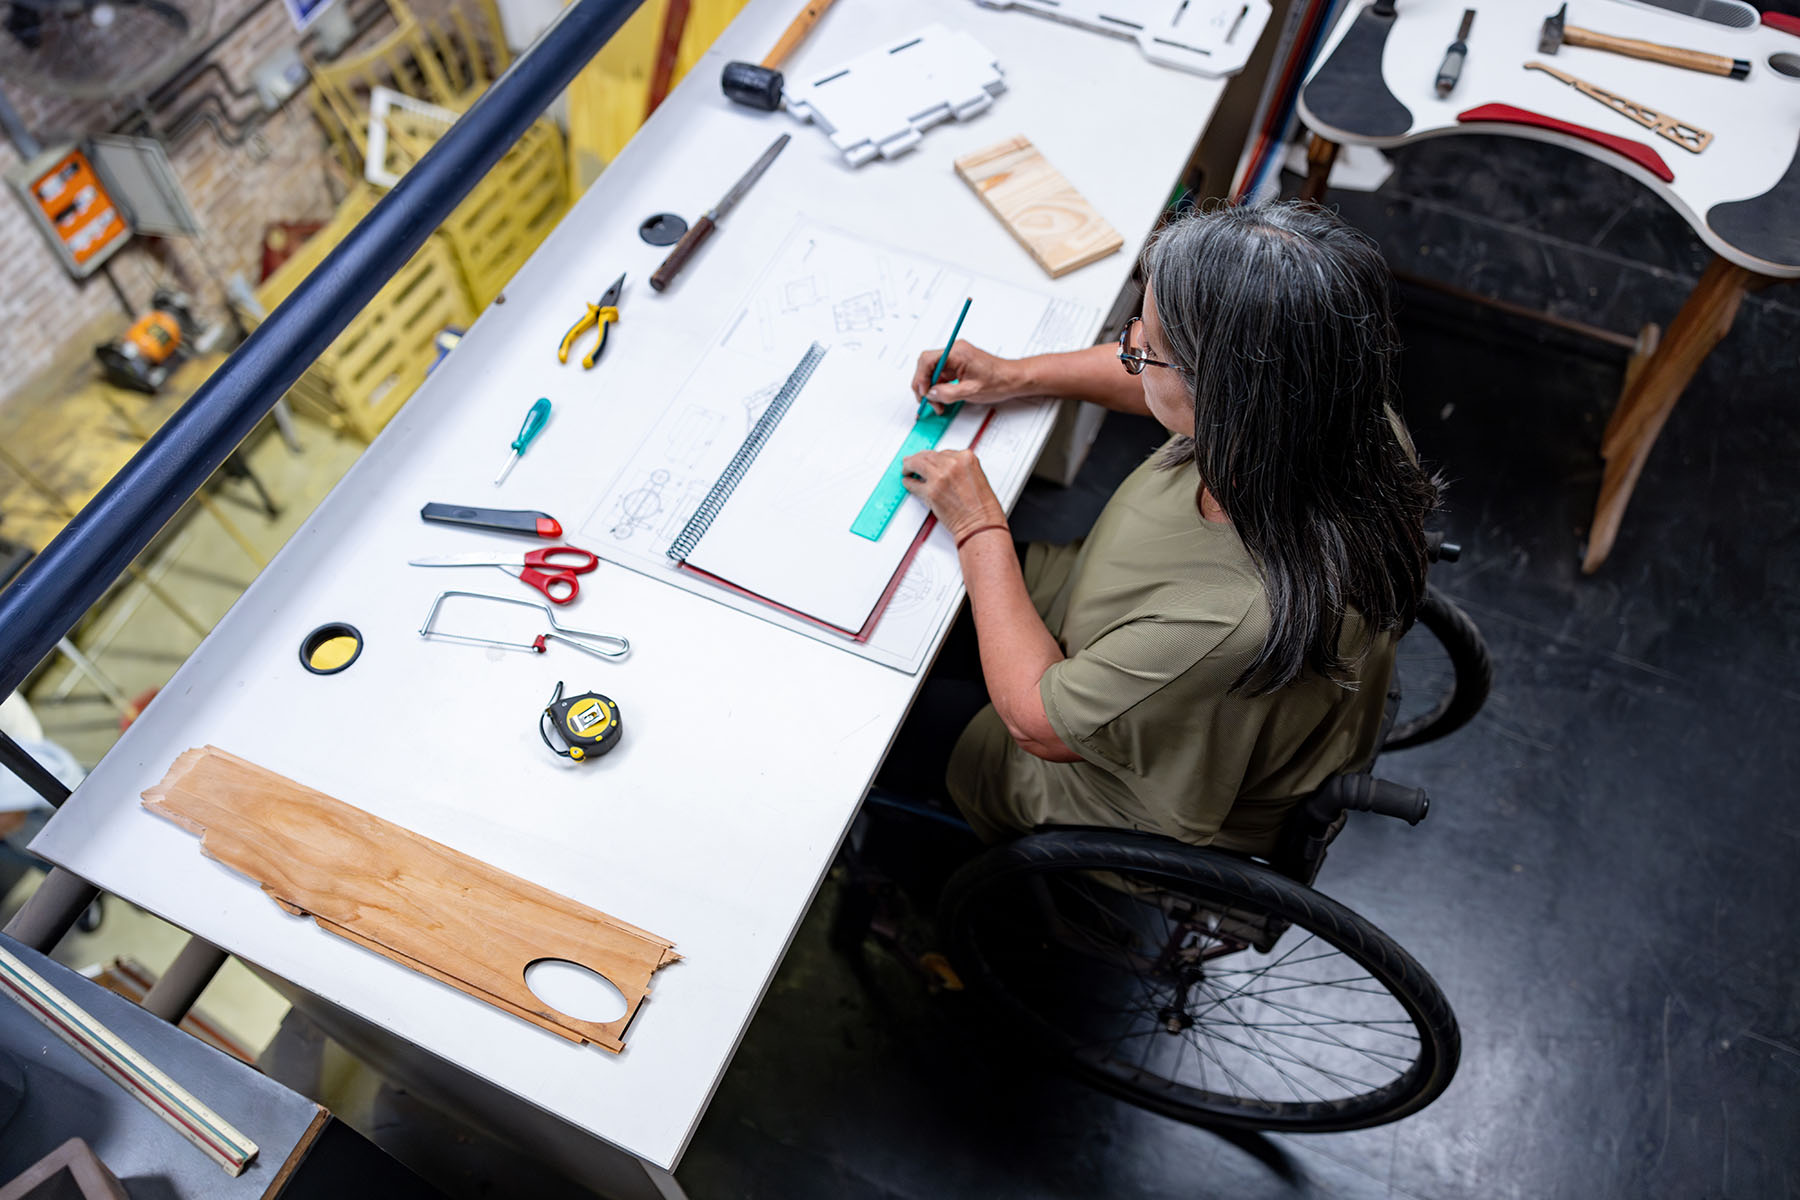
{"left": 408, "top": 546, "right": 599, "bottom": 604}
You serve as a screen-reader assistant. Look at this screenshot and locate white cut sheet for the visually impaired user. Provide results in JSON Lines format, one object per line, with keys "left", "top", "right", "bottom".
{"left": 683, "top": 349, "right": 985, "bottom": 633}
{"left": 782, "top": 24, "right": 1007, "bottom": 167}
{"left": 582, "top": 218, "right": 1094, "bottom": 673}
{"left": 973, "top": 0, "right": 1272, "bottom": 77}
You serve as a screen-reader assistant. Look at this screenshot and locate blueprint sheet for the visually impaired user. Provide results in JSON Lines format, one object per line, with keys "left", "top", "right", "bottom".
{"left": 583, "top": 219, "right": 1095, "bottom": 673}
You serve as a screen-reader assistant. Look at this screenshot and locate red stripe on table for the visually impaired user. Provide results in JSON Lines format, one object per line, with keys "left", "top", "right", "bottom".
{"left": 1763, "top": 12, "right": 1800, "bottom": 38}
{"left": 1456, "top": 102, "right": 1674, "bottom": 183}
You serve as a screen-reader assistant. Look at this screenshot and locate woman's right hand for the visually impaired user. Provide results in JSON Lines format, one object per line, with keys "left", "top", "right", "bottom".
{"left": 912, "top": 340, "right": 1028, "bottom": 413}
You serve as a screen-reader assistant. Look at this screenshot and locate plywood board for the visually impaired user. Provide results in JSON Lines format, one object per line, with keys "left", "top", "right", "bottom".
{"left": 142, "top": 747, "right": 678, "bottom": 1053}
{"left": 954, "top": 136, "right": 1122, "bottom": 278}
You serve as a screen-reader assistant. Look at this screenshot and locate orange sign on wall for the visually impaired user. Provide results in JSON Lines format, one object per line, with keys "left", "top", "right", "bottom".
{"left": 26, "top": 147, "right": 131, "bottom": 274}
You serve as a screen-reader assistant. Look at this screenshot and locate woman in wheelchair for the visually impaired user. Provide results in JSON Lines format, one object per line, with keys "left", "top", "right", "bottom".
{"left": 896, "top": 200, "right": 1441, "bottom": 858}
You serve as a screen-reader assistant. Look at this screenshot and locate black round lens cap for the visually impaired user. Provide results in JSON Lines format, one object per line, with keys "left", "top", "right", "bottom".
{"left": 639, "top": 212, "right": 688, "bottom": 246}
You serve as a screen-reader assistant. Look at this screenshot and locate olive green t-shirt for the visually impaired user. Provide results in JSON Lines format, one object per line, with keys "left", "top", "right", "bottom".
{"left": 945, "top": 443, "right": 1395, "bottom": 855}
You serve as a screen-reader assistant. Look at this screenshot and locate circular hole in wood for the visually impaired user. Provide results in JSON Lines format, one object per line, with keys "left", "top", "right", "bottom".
{"left": 524, "top": 959, "right": 628, "bottom": 1023}
{"left": 1771, "top": 52, "right": 1800, "bottom": 79}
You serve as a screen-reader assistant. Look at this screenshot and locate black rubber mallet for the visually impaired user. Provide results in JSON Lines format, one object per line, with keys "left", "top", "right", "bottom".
{"left": 719, "top": 0, "right": 839, "bottom": 111}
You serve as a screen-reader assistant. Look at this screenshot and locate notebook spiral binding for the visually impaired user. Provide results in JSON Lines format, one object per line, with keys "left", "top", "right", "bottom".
{"left": 667, "top": 341, "right": 829, "bottom": 563}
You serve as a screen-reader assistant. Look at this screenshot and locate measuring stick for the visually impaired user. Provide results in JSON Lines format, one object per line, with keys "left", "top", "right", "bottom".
{"left": 0, "top": 944, "right": 259, "bottom": 1175}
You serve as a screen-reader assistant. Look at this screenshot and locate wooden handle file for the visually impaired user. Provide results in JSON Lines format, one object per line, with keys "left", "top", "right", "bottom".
{"left": 649, "top": 214, "right": 717, "bottom": 292}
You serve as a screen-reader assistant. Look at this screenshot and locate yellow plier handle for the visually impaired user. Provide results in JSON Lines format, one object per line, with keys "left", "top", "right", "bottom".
{"left": 557, "top": 304, "right": 620, "bottom": 369}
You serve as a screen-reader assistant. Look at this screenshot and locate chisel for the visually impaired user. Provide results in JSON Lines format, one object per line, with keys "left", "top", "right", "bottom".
{"left": 1435, "top": 9, "right": 1476, "bottom": 97}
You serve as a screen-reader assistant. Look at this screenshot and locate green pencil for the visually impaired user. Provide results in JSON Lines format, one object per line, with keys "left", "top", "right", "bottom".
{"left": 919, "top": 297, "right": 972, "bottom": 416}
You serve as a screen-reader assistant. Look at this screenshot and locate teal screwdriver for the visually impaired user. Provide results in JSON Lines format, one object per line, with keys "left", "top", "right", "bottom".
{"left": 494, "top": 397, "right": 551, "bottom": 486}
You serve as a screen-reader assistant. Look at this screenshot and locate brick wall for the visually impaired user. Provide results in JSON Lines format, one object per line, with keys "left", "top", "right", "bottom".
{"left": 0, "top": 0, "right": 391, "bottom": 407}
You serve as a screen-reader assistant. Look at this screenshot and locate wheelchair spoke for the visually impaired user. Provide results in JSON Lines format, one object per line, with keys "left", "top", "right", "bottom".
{"left": 1197, "top": 1006, "right": 1391, "bottom": 1092}
{"left": 1190, "top": 1023, "right": 1339, "bottom": 1103}
{"left": 944, "top": 843, "right": 1459, "bottom": 1129}
{"left": 1209, "top": 993, "right": 1419, "bottom": 1084}
{"left": 1237, "top": 1019, "right": 1419, "bottom": 1066}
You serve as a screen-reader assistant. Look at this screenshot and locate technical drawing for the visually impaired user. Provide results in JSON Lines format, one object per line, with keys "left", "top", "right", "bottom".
{"left": 886, "top": 552, "right": 942, "bottom": 618}
{"left": 611, "top": 469, "right": 670, "bottom": 540}
{"left": 781, "top": 275, "right": 823, "bottom": 312}
{"left": 665, "top": 406, "right": 723, "bottom": 468}
{"left": 741, "top": 380, "right": 784, "bottom": 433}
{"left": 660, "top": 477, "right": 712, "bottom": 541}
{"left": 833, "top": 289, "right": 884, "bottom": 333}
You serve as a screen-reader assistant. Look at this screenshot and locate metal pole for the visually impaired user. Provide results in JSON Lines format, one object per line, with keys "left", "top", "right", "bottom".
{"left": 55, "top": 638, "right": 138, "bottom": 718}
{"left": 3, "top": 869, "right": 98, "bottom": 951}
{"left": 142, "top": 936, "right": 230, "bottom": 1023}
{"left": 0, "top": 89, "right": 42, "bottom": 158}
{"left": 0, "top": 737, "right": 95, "bottom": 952}
{"left": 0, "top": 0, "right": 647, "bottom": 699}
{"left": 0, "top": 444, "right": 211, "bottom": 638}
{"left": 0, "top": 729, "right": 71, "bottom": 808}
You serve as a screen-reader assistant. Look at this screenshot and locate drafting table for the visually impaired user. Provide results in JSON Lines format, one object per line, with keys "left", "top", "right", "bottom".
{"left": 30, "top": 0, "right": 1235, "bottom": 1193}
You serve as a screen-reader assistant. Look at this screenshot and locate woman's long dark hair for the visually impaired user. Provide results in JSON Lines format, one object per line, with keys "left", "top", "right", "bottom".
{"left": 1145, "top": 201, "right": 1440, "bottom": 696}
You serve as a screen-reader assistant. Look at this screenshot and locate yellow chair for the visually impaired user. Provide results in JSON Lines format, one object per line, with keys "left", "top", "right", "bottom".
{"left": 249, "top": 187, "right": 475, "bottom": 442}
{"left": 419, "top": 0, "right": 512, "bottom": 97}
{"left": 308, "top": 0, "right": 458, "bottom": 176}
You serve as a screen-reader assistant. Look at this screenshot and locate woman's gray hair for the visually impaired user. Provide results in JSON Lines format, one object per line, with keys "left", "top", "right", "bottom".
{"left": 1137, "top": 201, "right": 1440, "bottom": 694}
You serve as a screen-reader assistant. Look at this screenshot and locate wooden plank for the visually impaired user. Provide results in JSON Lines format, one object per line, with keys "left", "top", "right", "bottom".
{"left": 954, "top": 135, "right": 1122, "bottom": 278}
{"left": 142, "top": 747, "right": 679, "bottom": 1054}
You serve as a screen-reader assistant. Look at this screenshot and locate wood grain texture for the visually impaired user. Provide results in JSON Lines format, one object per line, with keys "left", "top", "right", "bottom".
{"left": 142, "top": 747, "right": 678, "bottom": 1053}
{"left": 954, "top": 136, "right": 1122, "bottom": 278}
{"left": 1562, "top": 26, "right": 1742, "bottom": 78}
{"left": 1583, "top": 256, "right": 1756, "bottom": 573}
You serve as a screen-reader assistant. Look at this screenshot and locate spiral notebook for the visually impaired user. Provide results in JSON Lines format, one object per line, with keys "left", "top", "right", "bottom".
{"left": 581, "top": 216, "right": 1094, "bottom": 671}
{"left": 666, "top": 342, "right": 988, "bottom": 637}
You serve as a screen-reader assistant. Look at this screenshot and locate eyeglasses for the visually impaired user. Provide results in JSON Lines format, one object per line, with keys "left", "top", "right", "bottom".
{"left": 1117, "top": 316, "right": 1178, "bottom": 376}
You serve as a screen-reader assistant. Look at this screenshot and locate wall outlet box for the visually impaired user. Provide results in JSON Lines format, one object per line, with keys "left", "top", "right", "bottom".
{"left": 252, "top": 45, "right": 308, "bottom": 110}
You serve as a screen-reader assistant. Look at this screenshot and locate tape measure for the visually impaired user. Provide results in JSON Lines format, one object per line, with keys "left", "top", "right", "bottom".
{"left": 849, "top": 400, "right": 964, "bottom": 541}
{"left": 539, "top": 681, "right": 622, "bottom": 761}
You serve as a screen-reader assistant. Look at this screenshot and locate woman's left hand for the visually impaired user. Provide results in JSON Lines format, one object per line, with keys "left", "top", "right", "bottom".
{"left": 901, "top": 448, "right": 1007, "bottom": 542}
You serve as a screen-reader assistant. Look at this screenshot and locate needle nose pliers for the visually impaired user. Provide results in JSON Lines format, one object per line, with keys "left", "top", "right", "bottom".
{"left": 558, "top": 272, "right": 625, "bottom": 369}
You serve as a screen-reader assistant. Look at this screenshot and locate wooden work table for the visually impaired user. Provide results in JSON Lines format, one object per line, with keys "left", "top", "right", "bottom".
{"left": 29, "top": 1, "right": 1237, "bottom": 1195}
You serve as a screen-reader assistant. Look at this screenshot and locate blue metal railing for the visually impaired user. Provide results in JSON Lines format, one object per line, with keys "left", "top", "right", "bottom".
{"left": 0, "top": 0, "right": 646, "bottom": 706}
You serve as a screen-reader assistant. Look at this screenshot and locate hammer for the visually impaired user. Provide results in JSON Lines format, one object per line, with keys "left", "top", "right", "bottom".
{"left": 720, "top": 0, "right": 840, "bottom": 111}
{"left": 1539, "top": 4, "right": 1749, "bottom": 79}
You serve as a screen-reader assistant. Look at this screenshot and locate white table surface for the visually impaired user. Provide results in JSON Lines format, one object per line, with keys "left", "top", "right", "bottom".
{"left": 1298, "top": 0, "right": 1800, "bottom": 277}
{"left": 32, "top": 0, "right": 1231, "bottom": 1171}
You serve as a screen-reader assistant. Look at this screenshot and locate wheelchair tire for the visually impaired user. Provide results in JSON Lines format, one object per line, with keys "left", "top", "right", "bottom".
{"left": 1384, "top": 585, "right": 1492, "bottom": 751}
{"left": 941, "top": 829, "right": 1460, "bottom": 1132}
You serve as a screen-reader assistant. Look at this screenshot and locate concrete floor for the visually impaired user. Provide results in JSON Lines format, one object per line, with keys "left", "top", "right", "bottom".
{"left": 5, "top": 413, "right": 366, "bottom": 1067}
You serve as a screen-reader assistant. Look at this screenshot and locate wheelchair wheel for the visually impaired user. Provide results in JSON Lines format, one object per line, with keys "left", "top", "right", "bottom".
{"left": 1385, "top": 585, "right": 1492, "bottom": 751}
{"left": 941, "top": 830, "right": 1460, "bottom": 1132}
